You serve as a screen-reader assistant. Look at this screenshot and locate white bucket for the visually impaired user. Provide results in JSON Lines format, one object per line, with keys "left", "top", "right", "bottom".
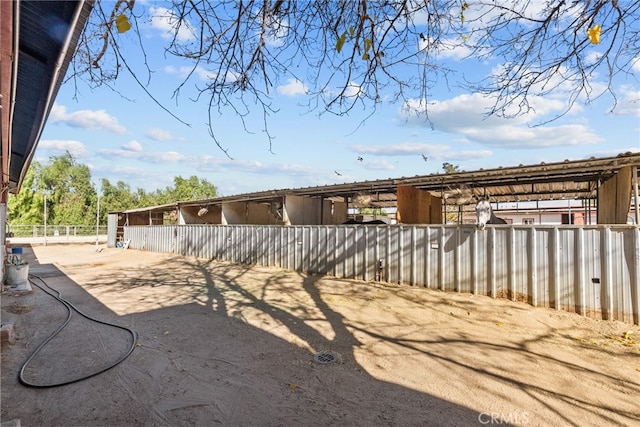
{"left": 6, "top": 263, "right": 29, "bottom": 287}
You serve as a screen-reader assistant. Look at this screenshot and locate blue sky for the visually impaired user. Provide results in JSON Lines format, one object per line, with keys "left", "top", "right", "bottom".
{"left": 37, "top": 2, "right": 640, "bottom": 197}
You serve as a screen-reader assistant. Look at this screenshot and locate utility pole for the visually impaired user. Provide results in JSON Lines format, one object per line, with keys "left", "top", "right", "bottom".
{"left": 95, "top": 192, "right": 100, "bottom": 248}
{"left": 43, "top": 191, "right": 48, "bottom": 246}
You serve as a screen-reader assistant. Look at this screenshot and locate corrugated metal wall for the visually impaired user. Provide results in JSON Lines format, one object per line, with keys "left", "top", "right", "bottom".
{"left": 124, "top": 224, "right": 640, "bottom": 325}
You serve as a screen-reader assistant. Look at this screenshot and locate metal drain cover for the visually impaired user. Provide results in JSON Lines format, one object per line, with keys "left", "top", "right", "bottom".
{"left": 313, "top": 350, "right": 339, "bottom": 364}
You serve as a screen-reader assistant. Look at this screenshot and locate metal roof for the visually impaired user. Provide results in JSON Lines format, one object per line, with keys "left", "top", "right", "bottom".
{"left": 171, "top": 152, "right": 640, "bottom": 210}
{"left": 2, "top": 0, "right": 94, "bottom": 193}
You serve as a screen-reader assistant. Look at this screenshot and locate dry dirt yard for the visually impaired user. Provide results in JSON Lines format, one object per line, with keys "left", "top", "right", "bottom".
{"left": 1, "top": 244, "right": 639, "bottom": 427}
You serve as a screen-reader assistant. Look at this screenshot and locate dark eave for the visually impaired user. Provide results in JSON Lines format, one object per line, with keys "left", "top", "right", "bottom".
{"left": 2, "top": 0, "right": 94, "bottom": 194}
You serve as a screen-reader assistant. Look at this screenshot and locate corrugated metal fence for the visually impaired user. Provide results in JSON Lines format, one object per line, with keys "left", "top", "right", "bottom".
{"left": 124, "top": 224, "right": 640, "bottom": 325}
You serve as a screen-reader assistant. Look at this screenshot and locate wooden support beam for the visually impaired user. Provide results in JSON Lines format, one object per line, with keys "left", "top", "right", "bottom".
{"left": 597, "top": 166, "right": 633, "bottom": 224}
{"left": 397, "top": 185, "right": 442, "bottom": 224}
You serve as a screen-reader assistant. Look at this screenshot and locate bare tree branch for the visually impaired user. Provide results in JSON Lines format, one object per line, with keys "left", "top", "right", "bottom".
{"left": 70, "top": 0, "right": 640, "bottom": 153}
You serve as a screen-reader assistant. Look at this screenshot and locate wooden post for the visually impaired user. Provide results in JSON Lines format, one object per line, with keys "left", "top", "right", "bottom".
{"left": 633, "top": 166, "right": 639, "bottom": 225}
{"left": 597, "top": 166, "right": 633, "bottom": 224}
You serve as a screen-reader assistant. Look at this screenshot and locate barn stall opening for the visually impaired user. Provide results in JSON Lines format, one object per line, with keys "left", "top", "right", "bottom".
{"left": 111, "top": 153, "right": 640, "bottom": 325}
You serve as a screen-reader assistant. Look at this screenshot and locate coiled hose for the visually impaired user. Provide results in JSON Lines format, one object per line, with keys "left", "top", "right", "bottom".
{"left": 18, "top": 274, "right": 138, "bottom": 388}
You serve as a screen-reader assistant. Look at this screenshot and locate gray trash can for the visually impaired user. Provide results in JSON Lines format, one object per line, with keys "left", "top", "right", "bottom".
{"left": 6, "top": 263, "right": 29, "bottom": 287}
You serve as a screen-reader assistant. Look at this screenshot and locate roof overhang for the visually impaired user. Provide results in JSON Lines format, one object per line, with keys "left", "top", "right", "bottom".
{"left": 126, "top": 152, "right": 640, "bottom": 215}
{"left": 1, "top": 0, "right": 94, "bottom": 196}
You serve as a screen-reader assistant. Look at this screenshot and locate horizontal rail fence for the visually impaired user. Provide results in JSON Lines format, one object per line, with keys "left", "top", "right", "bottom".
{"left": 7, "top": 224, "right": 108, "bottom": 237}
{"left": 124, "top": 224, "right": 640, "bottom": 325}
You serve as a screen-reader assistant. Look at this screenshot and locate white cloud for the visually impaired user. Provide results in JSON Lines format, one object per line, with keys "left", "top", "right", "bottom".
{"left": 354, "top": 142, "right": 446, "bottom": 156}
{"left": 149, "top": 6, "right": 194, "bottom": 42}
{"left": 91, "top": 164, "right": 174, "bottom": 191}
{"left": 584, "top": 51, "right": 602, "bottom": 66}
{"left": 400, "top": 93, "right": 602, "bottom": 148}
{"left": 163, "top": 65, "right": 180, "bottom": 75}
{"left": 92, "top": 164, "right": 156, "bottom": 179}
{"left": 196, "top": 156, "right": 320, "bottom": 177}
{"left": 264, "top": 16, "right": 289, "bottom": 47}
{"left": 144, "top": 151, "right": 186, "bottom": 163}
{"left": 344, "top": 82, "right": 362, "bottom": 98}
{"left": 353, "top": 142, "right": 492, "bottom": 161}
{"left": 460, "top": 1, "right": 563, "bottom": 32}
{"left": 434, "top": 37, "right": 473, "bottom": 60}
{"left": 277, "top": 79, "right": 307, "bottom": 96}
{"left": 590, "top": 147, "right": 640, "bottom": 158}
{"left": 98, "top": 148, "right": 186, "bottom": 163}
{"left": 633, "top": 57, "right": 640, "bottom": 73}
{"left": 611, "top": 85, "right": 640, "bottom": 117}
{"left": 38, "top": 139, "right": 89, "bottom": 157}
{"left": 194, "top": 155, "right": 226, "bottom": 170}
{"left": 122, "top": 140, "right": 143, "bottom": 152}
{"left": 193, "top": 67, "right": 216, "bottom": 80}
{"left": 463, "top": 125, "right": 600, "bottom": 148}
{"left": 97, "top": 148, "right": 141, "bottom": 159}
{"left": 146, "top": 128, "right": 175, "bottom": 141}
{"left": 362, "top": 159, "right": 395, "bottom": 171}
{"left": 49, "top": 104, "right": 126, "bottom": 134}
{"left": 164, "top": 65, "right": 215, "bottom": 81}
{"left": 321, "top": 81, "right": 362, "bottom": 102}
{"left": 455, "top": 150, "right": 493, "bottom": 160}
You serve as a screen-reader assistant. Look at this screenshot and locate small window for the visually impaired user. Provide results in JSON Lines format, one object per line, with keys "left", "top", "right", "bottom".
{"left": 522, "top": 218, "right": 534, "bottom": 225}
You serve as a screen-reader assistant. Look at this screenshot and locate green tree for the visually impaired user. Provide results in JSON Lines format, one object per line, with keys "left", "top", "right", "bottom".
{"left": 9, "top": 154, "right": 220, "bottom": 225}
{"left": 144, "top": 176, "right": 218, "bottom": 206}
{"left": 8, "top": 153, "right": 97, "bottom": 226}
{"left": 100, "top": 179, "right": 138, "bottom": 211}
{"left": 170, "top": 176, "right": 218, "bottom": 202}
{"left": 135, "top": 188, "right": 157, "bottom": 209}
{"left": 7, "top": 162, "right": 43, "bottom": 224}
{"left": 38, "top": 152, "right": 96, "bottom": 226}
{"left": 441, "top": 163, "right": 465, "bottom": 224}
{"left": 442, "top": 162, "right": 461, "bottom": 174}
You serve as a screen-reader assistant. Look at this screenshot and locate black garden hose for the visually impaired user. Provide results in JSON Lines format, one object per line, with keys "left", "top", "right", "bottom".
{"left": 18, "top": 274, "right": 138, "bottom": 388}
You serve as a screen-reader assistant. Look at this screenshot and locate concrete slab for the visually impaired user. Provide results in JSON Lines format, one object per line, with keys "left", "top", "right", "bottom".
{"left": 5, "top": 282, "right": 32, "bottom": 293}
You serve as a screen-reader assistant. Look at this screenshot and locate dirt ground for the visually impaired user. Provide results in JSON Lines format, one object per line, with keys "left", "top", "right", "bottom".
{"left": 1, "top": 244, "right": 639, "bottom": 427}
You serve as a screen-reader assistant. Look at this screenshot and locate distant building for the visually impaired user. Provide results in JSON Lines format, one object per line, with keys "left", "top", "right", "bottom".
{"left": 461, "top": 199, "right": 636, "bottom": 225}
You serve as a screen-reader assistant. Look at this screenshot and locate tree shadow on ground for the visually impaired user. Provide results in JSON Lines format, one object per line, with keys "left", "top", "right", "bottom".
{"left": 2, "top": 251, "right": 482, "bottom": 426}
{"left": 3, "top": 247, "right": 639, "bottom": 426}
{"left": 84, "top": 253, "right": 640, "bottom": 426}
